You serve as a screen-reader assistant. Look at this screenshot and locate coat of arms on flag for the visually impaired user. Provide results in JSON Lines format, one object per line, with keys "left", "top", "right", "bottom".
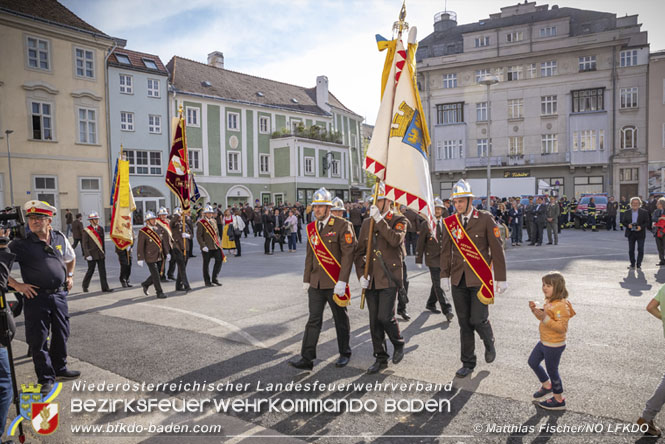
{"left": 11, "top": 383, "right": 62, "bottom": 436}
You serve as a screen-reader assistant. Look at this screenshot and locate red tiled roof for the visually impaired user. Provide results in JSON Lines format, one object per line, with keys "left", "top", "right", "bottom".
{"left": 0, "top": 0, "right": 108, "bottom": 36}
{"left": 108, "top": 48, "right": 168, "bottom": 76}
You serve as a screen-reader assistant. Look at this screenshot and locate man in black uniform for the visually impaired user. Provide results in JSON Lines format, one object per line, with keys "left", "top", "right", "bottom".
{"left": 81, "top": 212, "right": 113, "bottom": 292}
{"left": 170, "top": 207, "right": 191, "bottom": 292}
{"left": 6, "top": 200, "right": 80, "bottom": 395}
{"left": 115, "top": 243, "right": 133, "bottom": 287}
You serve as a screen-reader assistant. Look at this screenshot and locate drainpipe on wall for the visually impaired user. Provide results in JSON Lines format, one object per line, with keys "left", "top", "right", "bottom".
{"left": 104, "top": 40, "right": 118, "bottom": 228}
{"left": 608, "top": 45, "right": 617, "bottom": 197}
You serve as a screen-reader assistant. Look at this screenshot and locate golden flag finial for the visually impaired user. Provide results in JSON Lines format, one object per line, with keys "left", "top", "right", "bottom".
{"left": 393, "top": 1, "right": 409, "bottom": 38}
{"left": 178, "top": 104, "right": 183, "bottom": 118}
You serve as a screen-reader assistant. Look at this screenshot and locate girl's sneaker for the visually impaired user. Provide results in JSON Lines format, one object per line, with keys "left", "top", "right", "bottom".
{"left": 537, "top": 397, "right": 566, "bottom": 411}
{"left": 533, "top": 386, "right": 553, "bottom": 399}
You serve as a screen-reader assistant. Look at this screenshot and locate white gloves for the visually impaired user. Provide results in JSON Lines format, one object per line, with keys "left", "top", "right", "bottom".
{"left": 369, "top": 205, "right": 382, "bottom": 222}
{"left": 334, "top": 281, "right": 346, "bottom": 296}
{"left": 85, "top": 256, "right": 93, "bottom": 261}
{"left": 360, "top": 276, "right": 370, "bottom": 289}
{"left": 182, "top": 233, "right": 191, "bottom": 239}
{"left": 137, "top": 260, "right": 144, "bottom": 267}
{"left": 303, "top": 283, "right": 310, "bottom": 292}
{"left": 166, "top": 254, "right": 171, "bottom": 261}
{"left": 202, "top": 247, "right": 209, "bottom": 252}
{"left": 496, "top": 281, "right": 508, "bottom": 294}
{"left": 442, "top": 277, "right": 451, "bottom": 293}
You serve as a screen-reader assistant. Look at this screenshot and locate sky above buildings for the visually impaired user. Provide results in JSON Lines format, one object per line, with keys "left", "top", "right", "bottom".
{"left": 62, "top": 0, "right": 664, "bottom": 126}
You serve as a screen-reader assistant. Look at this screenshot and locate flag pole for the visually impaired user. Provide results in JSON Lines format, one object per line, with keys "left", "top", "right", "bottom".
{"left": 178, "top": 104, "right": 189, "bottom": 254}
{"left": 360, "top": 3, "right": 408, "bottom": 310}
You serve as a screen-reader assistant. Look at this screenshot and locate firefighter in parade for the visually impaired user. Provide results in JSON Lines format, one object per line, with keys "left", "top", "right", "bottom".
{"left": 619, "top": 196, "right": 629, "bottom": 230}
{"left": 559, "top": 196, "right": 569, "bottom": 230}
{"left": 415, "top": 197, "right": 454, "bottom": 322}
{"left": 156, "top": 207, "right": 174, "bottom": 281}
{"left": 170, "top": 207, "right": 192, "bottom": 292}
{"left": 354, "top": 183, "right": 406, "bottom": 374}
{"left": 440, "top": 179, "right": 507, "bottom": 378}
{"left": 116, "top": 242, "right": 133, "bottom": 288}
{"left": 583, "top": 197, "right": 598, "bottom": 232}
{"left": 567, "top": 198, "right": 578, "bottom": 228}
{"left": 137, "top": 211, "right": 170, "bottom": 299}
{"left": 330, "top": 197, "right": 346, "bottom": 219}
{"left": 81, "top": 211, "right": 112, "bottom": 293}
{"left": 290, "top": 188, "right": 356, "bottom": 371}
{"left": 197, "top": 205, "right": 224, "bottom": 287}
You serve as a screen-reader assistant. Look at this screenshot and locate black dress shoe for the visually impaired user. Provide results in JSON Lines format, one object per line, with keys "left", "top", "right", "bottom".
{"left": 82, "top": 288, "right": 89, "bottom": 293}
{"left": 456, "top": 367, "right": 474, "bottom": 378}
{"left": 335, "top": 355, "right": 350, "bottom": 367}
{"left": 184, "top": 287, "right": 192, "bottom": 293}
{"left": 125, "top": 282, "right": 133, "bottom": 287}
{"left": 212, "top": 280, "right": 222, "bottom": 286}
{"left": 367, "top": 360, "right": 388, "bottom": 374}
{"left": 546, "top": 242, "right": 552, "bottom": 245}
{"left": 167, "top": 276, "right": 175, "bottom": 281}
{"left": 55, "top": 369, "right": 81, "bottom": 381}
{"left": 189, "top": 255, "right": 196, "bottom": 258}
{"left": 120, "top": 281, "right": 128, "bottom": 288}
{"left": 102, "top": 288, "right": 114, "bottom": 293}
{"left": 445, "top": 311, "right": 455, "bottom": 322}
{"left": 160, "top": 277, "right": 168, "bottom": 282}
{"left": 39, "top": 382, "right": 53, "bottom": 396}
{"left": 392, "top": 345, "right": 404, "bottom": 364}
{"left": 425, "top": 305, "right": 441, "bottom": 314}
{"left": 156, "top": 293, "right": 167, "bottom": 299}
{"left": 142, "top": 284, "right": 150, "bottom": 296}
{"left": 288, "top": 358, "right": 313, "bottom": 370}
{"left": 485, "top": 340, "right": 496, "bottom": 363}
{"left": 205, "top": 282, "right": 214, "bottom": 287}
{"left": 397, "top": 309, "right": 411, "bottom": 321}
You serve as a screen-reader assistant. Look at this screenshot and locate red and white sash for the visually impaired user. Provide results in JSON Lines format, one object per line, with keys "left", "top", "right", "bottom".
{"left": 307, "top": 221, "right": 351, "bottom": 307}
{"left": 84, "top": 225, "right": 104, "bottom": 252}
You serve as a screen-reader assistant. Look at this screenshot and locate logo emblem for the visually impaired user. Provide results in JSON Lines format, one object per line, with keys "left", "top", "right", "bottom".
{"left": 10, "top": 383, "right": 62, "bottom": 436}
{"left": 451, "top": 227, "right": 464, "bottom": 241}
{"left": 345, "top": 233, "right": 353, "bottom": 244}
{"left": 31, "top": 402, "right": 58, "bottom": 435}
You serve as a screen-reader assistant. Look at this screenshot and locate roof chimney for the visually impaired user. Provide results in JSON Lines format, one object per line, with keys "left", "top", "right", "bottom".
{"left": 207, "top": 51, "right": 224, "bottom": 69}
{"left": 316, "top": 75, "right": 330, "bottom": 113}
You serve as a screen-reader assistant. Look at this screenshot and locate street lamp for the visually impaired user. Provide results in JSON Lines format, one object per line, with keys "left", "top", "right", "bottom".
{"left": 479, "top": 75, "right": 499, "bottom": 211}
{"left": 4, "top": 130, "right": 14, "bottom": 206}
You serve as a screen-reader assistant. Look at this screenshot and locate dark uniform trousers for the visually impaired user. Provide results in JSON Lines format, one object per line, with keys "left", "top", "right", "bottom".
{"left": 25, "top": 290, "right": 69, "bottom": 384}
{"left": 142, "top": 261, "right": 164, "bottom": 295}
{"left": 117, "top": 249, "right": 132, "bottom": 284}
{"left": 253, "top": 220, "right": 263, "bottom": 237}
{"left": 301, "top": 286, "right": 351, "bottom": 362}
{"left": 82, "top": 259, "right": 110, "bottom": 291}
{"left": 397, "top": 260, "right": 409, "bottom": 312}
{"left": 405, "top": 232, "right": 418, "bottom": 255}
{"left": 173, "top": 248, "right": 190, "bottom": 289}
{"left": 451, "top": 274, "right": 494, "bottom": 370}
{"left": 426, "top": 266, "right": 452, "bottom": 314}
{"left": 202, "top": 249, "right": 223, "bottom": 284}
{"left": 167, "top": 255, "right": 177, "bottom": 279}
{"left": 365, "top": 285, "right": 405, "bottom": 362}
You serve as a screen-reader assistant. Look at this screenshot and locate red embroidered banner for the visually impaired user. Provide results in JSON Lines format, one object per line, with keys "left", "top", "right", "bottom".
{"left": 443, "top": 214, "right": 495, "bottom": 305}
{"left": 140, "top": 226, "right": 162, "bottom": 250}
{"left": 307, "top": 221, "right": 351, "bottom": 307}
{"left": 85, "top": 226, "right": 104, "bottom": 252}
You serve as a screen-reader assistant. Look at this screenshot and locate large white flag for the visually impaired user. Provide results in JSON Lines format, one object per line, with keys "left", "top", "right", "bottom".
{"left": 364, "top": 28, "right": 436, "bottom": 236}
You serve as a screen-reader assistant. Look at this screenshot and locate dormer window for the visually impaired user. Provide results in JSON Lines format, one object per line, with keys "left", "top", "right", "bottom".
{"left": 115, "top": 54, "right": 130, "bottom": 65}
{"left": 143, "top": 58, "right": 158, "bottom": 70}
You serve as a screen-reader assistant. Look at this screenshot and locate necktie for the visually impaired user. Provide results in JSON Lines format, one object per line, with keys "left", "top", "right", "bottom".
{"left": 463, "top": 217, "right": 468, "bottom": 229}
{"left": 318, "top": 222, "right": 323, "bottom": 232}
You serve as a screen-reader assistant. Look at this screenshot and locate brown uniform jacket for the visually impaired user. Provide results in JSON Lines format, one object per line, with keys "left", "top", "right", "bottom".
{"left": 137, "top": 225, "right": 168, "bottom": 263}
{"left": 354, "top": 211, "right": 407, "bottom": 289}
{"left": 72, "top": 219, "right": 84, "bottom": 240}
{"left": 415, "top": 212, "right": 449, "bottom": 268}
{"left": 196, "top": 217, "right": 221, "bottom": 251}
{"left": 440, "top": 209, "right": 507, "bottom": 288}
{"left": 303, "top": 215, "right": 356, "bottom": 289}
{"left": 349, "top": 207, "right": 364, "bottom": 226}
{"left": 82, "top": 224, "right": 105, "bottom": 259}
{"left": 156, "top": 218, "right": 173, "bottom": 251}
{"left": 170, "top": 214, "right": 189, "bottom": 252}
{"left": 404, "top": 208, "right": 419, "bottom": 233}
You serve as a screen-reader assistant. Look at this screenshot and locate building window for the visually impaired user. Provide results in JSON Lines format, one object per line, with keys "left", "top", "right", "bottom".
{"left": 526, "top": 63, "right": 537, "bottom": 79}
{"left": 475, "top": 69, "right": 491, "bottom": 83}
{"left": 436, "top": 102, "right": 464, "bottom": 124}
{"left": 476, "top": 102, "right": 487, "bottom": 122}
{"left": 143, "top": 58, "right": 158, "bottom": 70}
{"left": 621, "top": 126, "right": 637, "bottom": 149}
{"left": 227, "top": 112, "right": 239, "bottom": 131}
{"left": 259, "top": 116, "right": 270, "bottom": 134}
{"left": 474, "top": 36, "right": 490, "bottom": 47}
{"left": 506, "top": 31, "right": 523, "bottom": 43}
{"left": 509, "top": 136, "right": 524, "bottom": 155}
{"left": 620, "top": 87, "right": 638, "bottom": 109}
{"left": 147, "top": 79, "right": 160, "bottom": 97}
{"left": 188, "top": 149, "right": 202, "bottom": 172}
{"left": 578, "top": 56, "right": 597, "bottom": 72}
{"left": 259, "top": 154, "right": 270, "bottom": 174}
{"left": 227, "top": 152, "right": 240, "bottom": 173}
{"left": 186, "top": 107, "right": 199, "bottom": 127}
{"left": 539, "top": 26, "right": 557, "bottom": 37}
{"left": 575, "top": 130, "right": 599, "bottom": 152}
{"left": 304, "top": 156, "right": 315, "bottom": 175}
{"left": 30, "top": 101, "right": 52, "bottom": 140}
{"left": 508, "top": 99, "right": 523, "bottom": 119}
{"left": 26, "top": 36, "right": 49, "bottom": 70}
{"left": 78, "top": 108, "right": 97, "bottom": 144}
{"left": 330, "top": 159, "right": 341, "bottom": 177}
{"left": 541, "top": 95, "right": 557, "bottom": 115}
{"left": 442, "top": 140, "right": 464, "bottom": 159}
{"left": 119, "top": 74, "right": 133, "bottom": 94}
{"left": 125, "top": 150, "right": 162, "bottom": 175}
{"left": 541, "top": 134, "right": 558, "bottom": 154}
{"left": 120, "top": 112, "right": 134, "bottom": 131}
{"left": 620, "top": 168, "right": 639, "bottom": 182}
{"left": 115, "top": 53, "right": 130, "bottom": 65}
{"left": 148, "top": 114, "right": 161, "bottom": 134}
{"left": 572, "top": 88, "right": 605, "bottom": 112}
{"left": 443, "top": 73, "right": 457, "bottom": 88}
{"left": 506, "top": 66, "right": 522, "bottom": 81}
{"left": 620, "top": 49, "right": 638, "bottom": 67}
{"left": 74, "top": 47, "right": 94, "bottom": 78}
{"left": 540, "top": 61, "right": 557, "bottom": 77}
{"left": 477, "top": 139, "right": 490, "bottom": 157}
{"left": 351, "top": 133, "right": 357, "bottom": 148}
